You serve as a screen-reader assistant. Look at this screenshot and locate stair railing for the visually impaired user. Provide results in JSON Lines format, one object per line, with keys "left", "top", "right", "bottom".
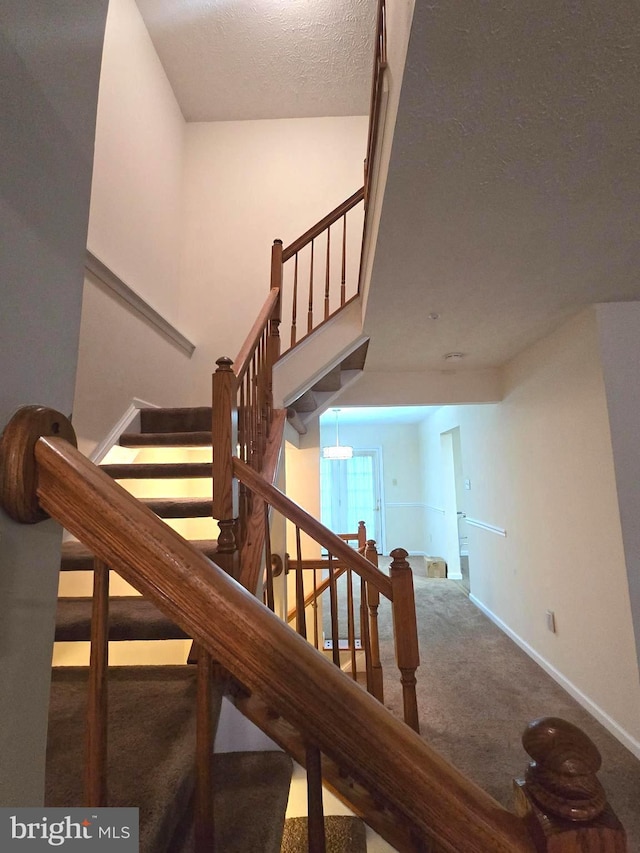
{"left": 234, "top": 457, "right": 419, "bottom": 733}
{"left": 0, "top": 406, "right": 627, "bottom": 853}
{"left": 211, "top": 286, "right": 282, "bottom": 580}
{"left": 273, "top": 187, "right": 365, "bottom": 355}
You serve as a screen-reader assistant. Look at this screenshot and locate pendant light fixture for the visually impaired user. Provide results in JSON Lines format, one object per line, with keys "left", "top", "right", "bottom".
{"left": 322, "top": 408, "right": 353, "bottom": 460}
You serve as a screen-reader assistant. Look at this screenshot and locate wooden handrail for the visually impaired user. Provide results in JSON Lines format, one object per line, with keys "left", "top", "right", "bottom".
{"left": 282, "top": 188, "right": 365, "bottom": 262}
{"left": 232, "top": 457, "right": 393, "bottom": 600}
{"left": 364, "top": 0, "right": 387, "bottom": 206}
{"left": 233, "top": 287, "right": 280, "bottom": 383}
{"left": 13, "top": 428, "right": 533, "bottom": 852}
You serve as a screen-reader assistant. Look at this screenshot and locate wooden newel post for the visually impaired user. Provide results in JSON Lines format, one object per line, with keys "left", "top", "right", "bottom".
{"left": 514, "top": 717, "right": 627, "bottom": 852}
{"left": 212, "top": 357, "right": 239, "bottom": 579}
{"left": 389, "top": 548, "right": 420, "bottom": 733}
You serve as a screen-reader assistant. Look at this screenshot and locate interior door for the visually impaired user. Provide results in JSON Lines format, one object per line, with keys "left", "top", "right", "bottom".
{"left": 320, "top": 449, "right": 383, "bottom": 549}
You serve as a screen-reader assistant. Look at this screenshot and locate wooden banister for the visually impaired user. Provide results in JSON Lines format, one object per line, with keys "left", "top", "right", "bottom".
{"left": 233, "top": 287, "right": 281, "bottom": 383}
{"left": 232, "top": 457, "right": 392, "bottom": 600}
{"left": 282, "top": 188, "right": 365, "bottom": 262}
{"left": 1, "top": 408, "right": 535, "bottom": 852}
{"left": 2, "top": 407, "right": 627, "bottom": 852}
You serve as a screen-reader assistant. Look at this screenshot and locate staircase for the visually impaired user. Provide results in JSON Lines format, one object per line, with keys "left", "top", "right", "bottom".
{"left": 49, "top": 406, "right": 294, "bottom": 853}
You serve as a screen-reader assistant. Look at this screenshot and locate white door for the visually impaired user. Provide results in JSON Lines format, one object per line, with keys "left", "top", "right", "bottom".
{"left": 320, "top": 449, "right": 383, "bottom": 550}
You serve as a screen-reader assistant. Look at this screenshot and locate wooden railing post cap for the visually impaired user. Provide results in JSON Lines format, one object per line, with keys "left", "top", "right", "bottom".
{"left": 522, "top": 716, "right": 606, "bottom": 821}
{"left": 215, "top": 356, "right": 234, "bottom": 372}
{"left": 390, "top": 547, "right": 409, "bottom": 566}
{"left": 0, "top": 405, "right": 76, "bottom": 523}
{"left": 273, "top": 238, "right": 283, "bottom": 246}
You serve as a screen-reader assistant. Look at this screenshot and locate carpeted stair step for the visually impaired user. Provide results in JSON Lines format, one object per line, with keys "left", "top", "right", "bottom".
{"left": 142, "top": 497, "right": 212, "bottom": 518}
{"left": 101, "top": 461, "right": 212, "bottom": 479}
{"left": 281, "top": 815, "right": 367, "bottom": 853}
{"left": 119, "top": 431, "right": 212, "bottom": 448}
{"left": 55, "top": 596, "right": 191, "bottom": 642}
{"left": 46, "top": 665, "right": 223, "bottom": 853}
{"left": 60, "top": 539, "right": 219, "bottom": 571}
{"left": 140, "top": 407, "right": 212, "bottom": 434}
{"left": 172, "top": 751, "right": 293, "bottom": 853}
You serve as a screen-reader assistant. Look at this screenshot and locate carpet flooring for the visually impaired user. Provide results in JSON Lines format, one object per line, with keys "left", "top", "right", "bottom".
{"left": 374, "top": 577, "right": 640, "bottom": 851}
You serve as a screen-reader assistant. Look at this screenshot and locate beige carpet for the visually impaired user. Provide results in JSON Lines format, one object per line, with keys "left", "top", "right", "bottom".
{"left": 374, "top": 577, "right": 640, "bottom": 851}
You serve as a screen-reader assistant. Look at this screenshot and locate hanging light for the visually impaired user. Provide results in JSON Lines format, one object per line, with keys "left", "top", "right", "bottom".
{"left": 322, "top": 409, "right": 353, "bottom": 460}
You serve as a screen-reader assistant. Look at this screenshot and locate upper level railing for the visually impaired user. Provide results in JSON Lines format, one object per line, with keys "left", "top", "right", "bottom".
{"left": 0, "top": 406, "right": 627, "bottom": 853}
{"left": 277, "top": 187, "right": 365, "bottom": 355}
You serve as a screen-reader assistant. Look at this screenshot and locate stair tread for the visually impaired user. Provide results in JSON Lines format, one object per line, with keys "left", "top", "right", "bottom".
{"left": 101, "top": 461, "right": 212, "bottom": 479}
{"left": 55, "top": 596, "right": 191, "bottom": 641}
{"left": 120, "top": 431, "right": 212, "bottom": 447}
{"left": 143, "top": 497, "right": 212, "bottom": 518}
{"left": 60, "top": 539, "right": 218, "bottom": 571}
{"left": 46, "top": 666, "right": 213, "bottom": 853}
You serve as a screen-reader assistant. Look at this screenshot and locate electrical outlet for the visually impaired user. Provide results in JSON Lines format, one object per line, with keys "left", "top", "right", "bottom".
{"left": 546, "top": 610, "right": 556, "bottom": 633}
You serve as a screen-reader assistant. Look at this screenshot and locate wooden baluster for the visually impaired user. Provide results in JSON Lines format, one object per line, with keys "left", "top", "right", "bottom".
{"left": 365, "top": 540, "right": 384, "bottom": 703}
{"left": 312, "top": 567, "right": 320, "bottom": 649}
{"left": 195, "top": 650, "right": 214, "bottom": 853}
{"left": 295, "top": 526, "right": 307, "bottom": 638}
{"left": 264, "top": 502, "right": 274, "bottom": 612}
{"left": 514, "top": 717, "right": 627, "bottom": 851}
{"left": 269, "top": 239, "right": 282, "bottom": 393}
{"left": 84, "top": 558, "right": 109, "bottom": 807}
{"left": 328, "top": 553, "right": 340, "bottom": 666}
{"left": 360, "top": 575, "right": 374, "bottom": 695}
{"left": 341, "top": 213, "right": 347, "bottom": 306}
{"left": 389, "top": 548, "right": 420, "bottom": 733}
{"left": 307, "top": 239, "right": 314, "bottom": 335}
{"left": 324, "top": 225, "right": 331, "bottom": 320}
{"left": 212, "top": 357, "right": 239, "bottom": 579}
{"left": 346, "top": 568, "right": 357, "bottom": 680}
{"left": 291, "top": 253, "right": 298, "bottom": 348}
{"left": 305, "top": 743, "right": 326, "bottom": 853}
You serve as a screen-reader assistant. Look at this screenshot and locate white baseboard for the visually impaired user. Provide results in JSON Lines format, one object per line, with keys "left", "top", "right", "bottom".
{"left": 470, "top": 594, "right": 640, "bottom": 760}
{"left": 89, "top": 397, "right": 158, "bottom": 463}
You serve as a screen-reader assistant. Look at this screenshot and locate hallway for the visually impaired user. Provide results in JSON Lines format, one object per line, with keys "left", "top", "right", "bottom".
{"left": 376, "top": 576, "right": 640, "bottom": 850}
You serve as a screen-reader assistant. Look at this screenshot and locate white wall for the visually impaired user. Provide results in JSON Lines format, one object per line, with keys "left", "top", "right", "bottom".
{"left": 319, "top": 419, "right": 424, "bottom": 556}
{"left": 181, "top": 116, "right": 368, "bottom": 403}
{"left": 73, "top": 0, "right": 192, "bottom": 452}
{"left": 595, "top": 302, "right": 640, "bottom": 675}
{"left": 0, "top": 0, "right": 108, "bottom": 803}
{"left": 88, "top": 0, "right": 185, "bottom": 318}
{"left": 419, "top": 309, "right": 640, "bottom": 752}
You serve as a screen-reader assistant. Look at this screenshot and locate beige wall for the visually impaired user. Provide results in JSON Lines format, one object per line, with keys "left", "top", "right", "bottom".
{"left": 74, "top": 0, "right": 192, "bottom": 451}
{"left": 419, "top": 309, "right": 640, "bottom": 752}
{"left": 75, "top": 0, "right": 368, "bottom": 446}
{"left": 180, "top": 116, "right": 368, "bottom": 403}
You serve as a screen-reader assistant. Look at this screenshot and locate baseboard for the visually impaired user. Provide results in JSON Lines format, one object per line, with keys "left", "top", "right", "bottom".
{"left": 470, "top": 594, "right": 640, "bottom": 760}
{"left": 89, "top": 397, "right": 158, "bottom": 463}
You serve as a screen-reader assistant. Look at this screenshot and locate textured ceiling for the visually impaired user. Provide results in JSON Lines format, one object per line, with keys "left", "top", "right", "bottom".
{"left": 365, "top": 0, "right": 640, "bottom": 373}
{"left": 135, "top": 0, "right": 377, "bottom": 121}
